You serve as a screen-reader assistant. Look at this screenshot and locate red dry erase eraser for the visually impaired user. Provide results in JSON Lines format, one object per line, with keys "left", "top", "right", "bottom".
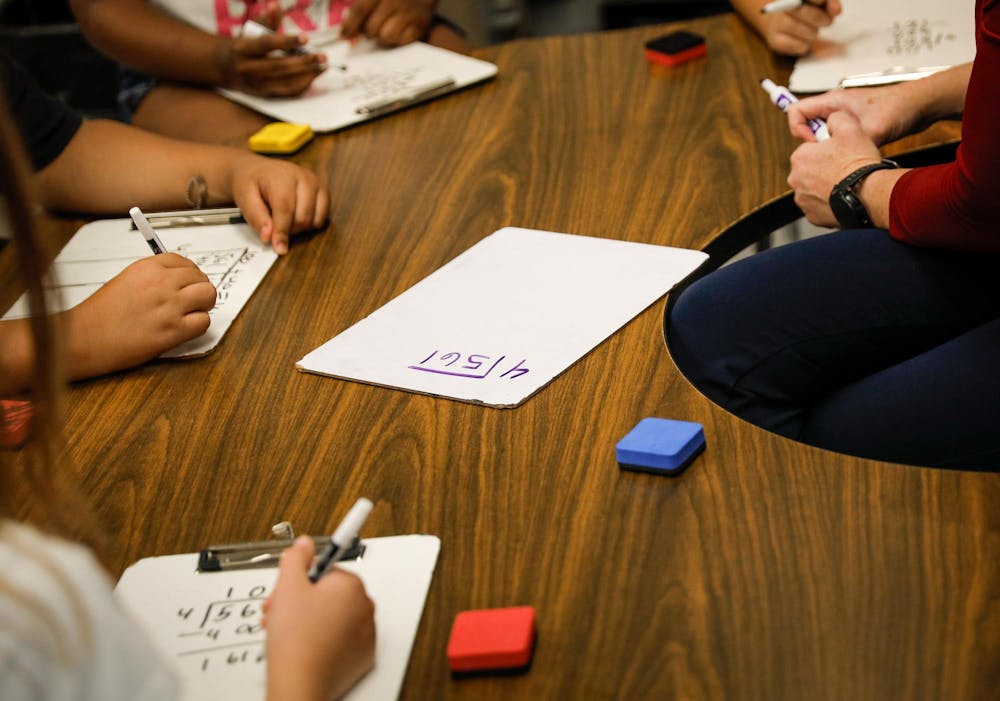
{"left": 0, "top": 399, "right": 33, "bottom": 450}
{"left": 644, "top": 31, "right": 707, "bottom": 67}
{"left": 447, "top": 606, "right": 536, "bottom": 673}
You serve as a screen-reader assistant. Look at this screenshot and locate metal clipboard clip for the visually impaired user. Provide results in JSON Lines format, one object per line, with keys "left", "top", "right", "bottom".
{"left": 128, "top": 207, "right": 246, "bottom": 230}
{"left": 355, "top": 76, "right": 457, "bottom": 117}
{"left": 839, "top": 65, "right": 951, "bottom": 89}
{"left": 197, "top": 522, "right": 366, "bottom": 572}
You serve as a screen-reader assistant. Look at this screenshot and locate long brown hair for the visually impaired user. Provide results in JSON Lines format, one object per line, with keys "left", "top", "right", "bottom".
{"left": 0, "top": 90, "right": 95, "bottom": 543}
{"left": 0, "top": 84, "right": 97, "bottom": 657}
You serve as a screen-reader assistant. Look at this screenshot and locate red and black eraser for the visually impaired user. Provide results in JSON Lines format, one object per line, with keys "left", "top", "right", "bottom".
{"left": 644, "top": 31, "right": 707, "bottom": 67}
{"left": 447, "top": 606, "right": 536, "bottom": 676}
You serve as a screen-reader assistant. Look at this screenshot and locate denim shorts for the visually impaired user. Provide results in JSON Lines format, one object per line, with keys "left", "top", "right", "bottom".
{"left": 117, "top": 67, "right": 158, "bottom": 122}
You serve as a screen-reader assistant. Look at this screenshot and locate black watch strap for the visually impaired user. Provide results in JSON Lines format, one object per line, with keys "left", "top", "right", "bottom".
{"left": 829, "top": 158, "right": 899, "bottom": 229}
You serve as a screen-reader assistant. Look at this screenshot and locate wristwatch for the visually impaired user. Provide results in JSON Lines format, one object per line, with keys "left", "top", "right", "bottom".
{"left": 828, "top": 158, "right": 899, "bottom": 228}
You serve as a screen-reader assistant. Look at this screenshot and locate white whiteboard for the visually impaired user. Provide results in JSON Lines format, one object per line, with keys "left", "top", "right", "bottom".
{"left": 297, "top": 227, "right": 708, "bottom": 407}
{"left": 790, "top": 0, "right": 976, "bottom": 93}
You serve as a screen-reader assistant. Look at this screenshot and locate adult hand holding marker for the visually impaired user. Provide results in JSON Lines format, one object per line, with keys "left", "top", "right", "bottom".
{"left": 734, "top": 0, "right": 841, "bottom": 56}
{"left": 772, "top": 77, "right": 913, "bottom": 230}
{"left": 761, "top": 79, "right": 830, "bottom": 141}
{"left": 761, "top": 78, "right": 906, "bottom": 229}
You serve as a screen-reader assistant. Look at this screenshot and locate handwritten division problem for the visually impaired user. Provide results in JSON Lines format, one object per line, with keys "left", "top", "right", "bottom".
{"left": 175, "top": 583, "right": 269, "bottom": 674}
{"left": 888, "top": 19, "right": 958, "bottom": 57}
{"left": 409, "top": 351, "right": 530, "bottom": 380}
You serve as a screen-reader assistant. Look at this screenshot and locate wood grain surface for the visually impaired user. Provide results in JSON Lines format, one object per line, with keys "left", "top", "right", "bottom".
{"left": 4, "top": 13, "right": 996, "bottom": 700}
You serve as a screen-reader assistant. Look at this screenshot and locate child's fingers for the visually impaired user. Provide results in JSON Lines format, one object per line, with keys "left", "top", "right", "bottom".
{"left": 341, "top": 0, "right": 376, "bottom": 36}
{"left": 238, "top": 185, "right": 275, "bottom": 245}
{"left": 276, "top": 537, "right": 316, "bottom": 588}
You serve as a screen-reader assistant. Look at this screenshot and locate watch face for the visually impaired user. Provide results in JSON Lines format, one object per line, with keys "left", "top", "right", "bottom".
{"left": 830, "top": 186, "right": 864, "bottom": 229}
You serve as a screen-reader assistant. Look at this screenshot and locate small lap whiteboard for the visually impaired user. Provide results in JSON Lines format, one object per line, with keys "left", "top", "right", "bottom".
{"left": 115, "top": 535, "right": 440, "bottom": 701}
{"left": 1, "top": 217, "right": 277, "bottom": 358}
{"left": 297, "top": 227, "right": 707, "bottom": 407}
{"left": 219, "top": 40, "right": 497, "bottom": 132}
{"left": 789, "top": 0, "right": 975, "bottom": 93}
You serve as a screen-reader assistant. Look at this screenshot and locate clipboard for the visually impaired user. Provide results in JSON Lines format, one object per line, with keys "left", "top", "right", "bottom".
{"left": 1, "top": 208, "right": 277, "bottom": 359}
{"left": 218, "top": 39, "right": 497, "bottom": 132}
{"left": 115, "top": 534, "right": 441, "bottom": 701}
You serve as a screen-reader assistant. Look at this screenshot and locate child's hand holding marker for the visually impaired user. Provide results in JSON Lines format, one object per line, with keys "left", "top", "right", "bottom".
{"left": 748, "top": 0, "right": 842, "bottom": 56}
{"left": 220, "top": 4, "right": 328, "bottom": 97}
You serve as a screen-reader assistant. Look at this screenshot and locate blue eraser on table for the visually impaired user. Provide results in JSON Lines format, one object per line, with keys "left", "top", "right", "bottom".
{"left": 616, "top": 418, "right": 705, "bottom": 475}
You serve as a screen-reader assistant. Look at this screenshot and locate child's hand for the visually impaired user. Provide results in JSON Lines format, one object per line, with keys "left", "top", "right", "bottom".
{"left": 217, "top": 33, "right": 327, "bottom": 96}
{"left": 340, "top": 0, "right": 436, "bottom": 46}
{"left": 61, "top": 254, "right": 216, "bottom": 379}
{"left": 229, "top": 154, "right": 330, "bottom": 255}
{"left": 263, "top": 537, "right": 376, "bottom": 701}
{"left": 755, "top": 0, "right": 842, "bottom": 56}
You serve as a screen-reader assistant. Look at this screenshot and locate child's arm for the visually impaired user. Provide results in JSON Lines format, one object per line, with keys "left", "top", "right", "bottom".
{"left": 34, "top": 119, "right": 329, "bottom": 255}
{"left": 70, "top": 0, "right": 326, "bottom": 96}
{"left": 0, "top": 254, "right": 216, "bottom": 394}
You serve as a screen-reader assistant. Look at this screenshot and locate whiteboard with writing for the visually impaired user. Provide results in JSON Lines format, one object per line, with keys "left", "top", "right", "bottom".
{"left": 1, "top": 217, "right": 278, "bottom": 358}
{"left": 115, "top": 535, "right": 440, "bottom": 701}
{"left": 219, "top": 39, "right": 497, "bottom": 132}
{"left": 297, "top": 227, "right": 708, "bottom": 407}
{"left": 789, "top": 0, "right": 976, "bottom": 93}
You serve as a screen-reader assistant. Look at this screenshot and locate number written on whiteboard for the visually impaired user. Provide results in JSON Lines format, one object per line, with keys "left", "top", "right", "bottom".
{"left": 409, "top": 351, "right": 530, "bottom": 380}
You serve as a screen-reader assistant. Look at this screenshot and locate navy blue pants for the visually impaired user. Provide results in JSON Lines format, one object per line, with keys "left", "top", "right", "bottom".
{"left": 668, "top": 229, "right": 1000, "bottom": 471}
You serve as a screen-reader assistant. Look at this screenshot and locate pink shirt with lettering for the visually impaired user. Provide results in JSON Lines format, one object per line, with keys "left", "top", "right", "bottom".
{"left": 150, "top": 0, "right": 350, "bottom": 37}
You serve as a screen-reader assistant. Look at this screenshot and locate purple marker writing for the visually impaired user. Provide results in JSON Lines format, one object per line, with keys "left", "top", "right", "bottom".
{"left": 760, "top": 78, "right": 830, "bottom": 141}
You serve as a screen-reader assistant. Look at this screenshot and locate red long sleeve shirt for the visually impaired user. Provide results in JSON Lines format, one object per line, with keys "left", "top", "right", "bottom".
{"left": 888, "top": 0, "right": 1000, "bottom": 251}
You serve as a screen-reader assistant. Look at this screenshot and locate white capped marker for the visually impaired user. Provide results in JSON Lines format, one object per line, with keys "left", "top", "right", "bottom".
{"left": 129, "top": 206, "right": 167, "bottom": 254}
{"left": 760, "top": 78, "right": 830, "bottom": 141}
{"left": 308, "top": 497, "right": 374, "bottom": 583}
{"left": 761, "top": 0, "right": 804, "bottom": 13}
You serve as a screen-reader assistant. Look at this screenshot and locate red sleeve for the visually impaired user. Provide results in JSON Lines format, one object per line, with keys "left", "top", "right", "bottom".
{"left": 888, "top": 0, "right": 1000, "bottom": 252}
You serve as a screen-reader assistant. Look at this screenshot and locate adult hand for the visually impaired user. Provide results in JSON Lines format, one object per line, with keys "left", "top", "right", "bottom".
{"left": 787, "top": 84, "right": 921, "bottom": 145}
{"left": 787, "top": 111, "right": 882, "bottom": 227}
{"left": 62, "top": 254, "right": 216, "bottom": 379}
{"left": 216, "top": 33, "right": 327, "bottom": 96}
{"left": 340, "top": 0, "right": 436, "bottom": 46}
{"left": 229, "top": 154, "right": 330, "bottom": 255}
{"left": 756, "top": 0, "right": 842, "bottom": 56}
{"left": 263, "top": 537, "right": 376, "bottom": 701}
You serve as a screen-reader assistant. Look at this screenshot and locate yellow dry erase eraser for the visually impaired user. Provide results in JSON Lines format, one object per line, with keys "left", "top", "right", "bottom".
{"left": 248, "top": 122, "right": 314, "bottom": 154}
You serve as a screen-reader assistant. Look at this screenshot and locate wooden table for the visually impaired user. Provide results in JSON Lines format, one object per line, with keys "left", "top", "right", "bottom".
{"left": 9, "top": 13, "right": 997, "bottom": 700}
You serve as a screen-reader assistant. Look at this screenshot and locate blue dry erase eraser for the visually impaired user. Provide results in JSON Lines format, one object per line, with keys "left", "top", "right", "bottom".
{"left": 616, "top": 418, "right": 705, "bottom": 476}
